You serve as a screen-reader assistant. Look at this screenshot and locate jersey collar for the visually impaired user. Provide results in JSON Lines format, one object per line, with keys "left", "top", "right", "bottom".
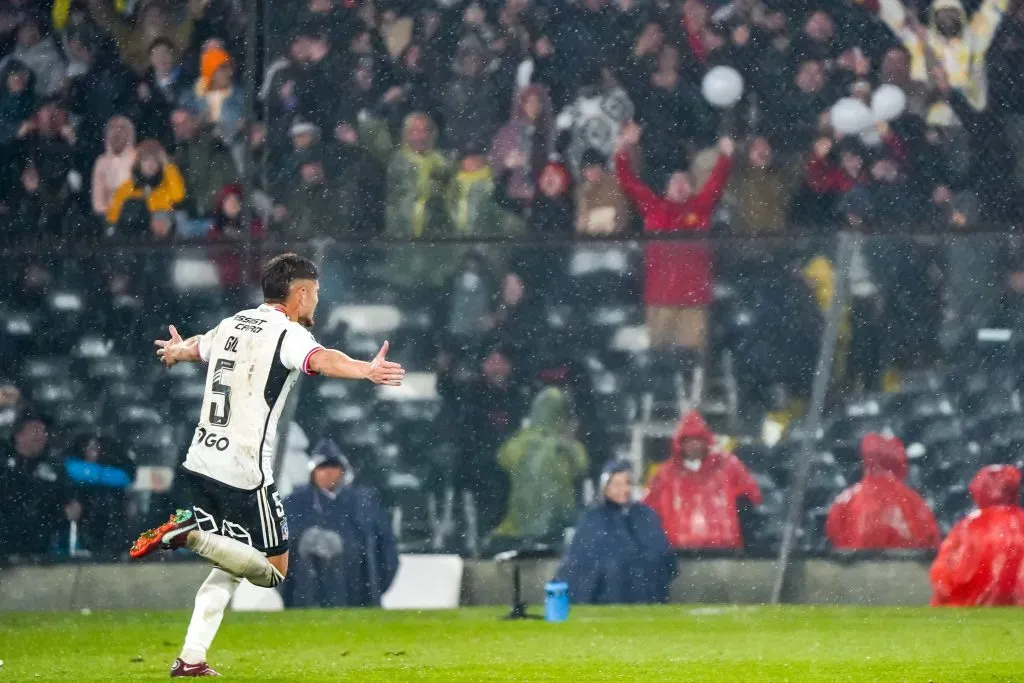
{"left": 259, "top": 303, "right": 289, "bottom": 317}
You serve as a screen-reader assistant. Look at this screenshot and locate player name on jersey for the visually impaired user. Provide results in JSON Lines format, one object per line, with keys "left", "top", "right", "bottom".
{"left": 183, "top": 304, "right": 323, "bottom": 491}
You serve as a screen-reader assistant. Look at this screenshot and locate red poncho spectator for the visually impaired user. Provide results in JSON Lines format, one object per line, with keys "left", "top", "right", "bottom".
{"left": 643, "top": 411, "right": 761, "bottom": 550}
{"left": 931, "top": 465, "right": 1024, "bottom": 606}
{"left": 614, "top": 122, "right": 733, "bottom": 351}
{"left": 826, "top": 433, "right": 940, "bottom": 550}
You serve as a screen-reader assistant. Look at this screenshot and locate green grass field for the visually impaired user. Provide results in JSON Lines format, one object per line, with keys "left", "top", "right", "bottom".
{"left": 2, "top": 605, "right": 1022, "bottom": 682}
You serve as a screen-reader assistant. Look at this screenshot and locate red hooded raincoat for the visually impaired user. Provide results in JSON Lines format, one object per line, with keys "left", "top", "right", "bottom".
{"left": 643, "top": 411, "right": 761, "bottom": 549}
{"left": 931, "top": 465, "right": 1024, "bottom": 606}
{"left": 826, "top": 433, "right": 940, "bottom": 550}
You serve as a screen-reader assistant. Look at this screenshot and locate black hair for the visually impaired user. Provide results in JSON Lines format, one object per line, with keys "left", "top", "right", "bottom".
{"left": 149, "top": 37, "right": 176, "bottom": 54}
{"left": 261, "top": 253, "right": 319, "bottom": 303}
{"left": 13, "top": 410, "right": 50, "bottom": 435}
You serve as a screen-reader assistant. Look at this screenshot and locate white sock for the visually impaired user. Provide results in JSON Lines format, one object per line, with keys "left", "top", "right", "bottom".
{"left": 186, "top": 530, "right": 285, "bottom": 588}
{"left": 180, "top": 568, "right": 239, "bottom": 665}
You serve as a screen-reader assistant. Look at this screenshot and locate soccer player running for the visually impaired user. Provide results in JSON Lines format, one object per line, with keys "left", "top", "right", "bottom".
{"left": 129, "top": 254, "right": 404, "bottom": 677}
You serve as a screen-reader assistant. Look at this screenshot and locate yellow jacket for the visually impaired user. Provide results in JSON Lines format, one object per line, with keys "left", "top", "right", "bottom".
{"left": 106, "top": 163, "right": 187, "bottom": 226}
{"left": 879, "top": 0, "right": 1008, "bottom": 116}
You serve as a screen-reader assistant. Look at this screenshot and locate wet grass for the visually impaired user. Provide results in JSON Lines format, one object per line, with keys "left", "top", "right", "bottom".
{"left": 2, "top": 604, "right": 1021, "bottom": 681}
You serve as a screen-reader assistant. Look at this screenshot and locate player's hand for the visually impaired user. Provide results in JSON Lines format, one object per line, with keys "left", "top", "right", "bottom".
{"left": 367, "top": 341, "right": 405, "bottom": 386}
{"left": 718, "top": 136, "right": 736, "bottom": 157}
{"left": 155, "top": 324, "right": 185, "bottom": 367}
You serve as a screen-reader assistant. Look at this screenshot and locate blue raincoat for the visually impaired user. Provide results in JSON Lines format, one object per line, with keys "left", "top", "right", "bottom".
{"left": 556, "top": 497, "right": 677, "bottom": 605}
{"left": 281, "top": 483, "right": 399, "bottom": 608}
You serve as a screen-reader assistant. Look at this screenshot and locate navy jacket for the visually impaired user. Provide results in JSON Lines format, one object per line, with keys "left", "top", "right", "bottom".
{"left": 557, "top": 500, "right": 677, "bottom": 605}
{"left": 281, "top": 484, "right": 399, "bottom": 608}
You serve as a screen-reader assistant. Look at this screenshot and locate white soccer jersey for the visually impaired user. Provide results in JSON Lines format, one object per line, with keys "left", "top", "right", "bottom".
{"left": 183, "top": 304, "right": 323, "bottom": 490}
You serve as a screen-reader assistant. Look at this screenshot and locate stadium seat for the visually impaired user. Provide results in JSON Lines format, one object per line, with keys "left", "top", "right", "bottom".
{"left": 168, "top": 379, "right": 207, "bottom": 403}
{"left": 967, "top": 389, "right": 1021, "bottom": 419}
{"left": 326, "top": 304, "right": 402, "bottom": 337}
{"left": 899, "top": 393, "right": 958, "bottom": 419}
{"left": 52, "top": 404, "right": 98, "bottom": 433}
{"left": 936, "top": 485, "right": 974, "bottom": 530}
{"left": 21, "top": 357, "right": 71, "bottom": 381}
{"left": 323, "top": 402, "right": 371, "bottom": 426}
{"left": 902, "top": 415, "right": 965, "bottom": 448}
{"left": 103, "top": 381, "right": 153, "bottom": 406}
{"left": 117, "top": 405, "right": 164, "bottom": 426}
{"left": 801, "top": 506, "right": 831, "bottom": 554}
{"left": 315, "top": 380, "right": 351, "bottom": 402}
{"left": 85, "top": 356, "right": 133, "bottom": 383}
{"left": 839, "top": 393, "right": 897, "bottom": 419}
{"left": 130, "top": 424, "right": 178, "bottom": 467}
{"left": 802, "top": 454, "right": 848, "bottom": 511}
{"left": 29, "top": 379, "right": 82, "bottom": 406}
{"left": 72, "top": 335, "right": 114, "bottom": 359}
{"left": 171, "top": 258, "right": 222, "bottom": 291}
{"left": 375, "top": 372, "right": 438, "bottom": 403}
{"left": 3, "top": 311, "right": 39, "bottom": 355}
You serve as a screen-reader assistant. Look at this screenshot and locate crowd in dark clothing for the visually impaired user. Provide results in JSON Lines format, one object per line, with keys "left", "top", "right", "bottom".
{"left": 0, "top": 412, "right": 136, "bottom": 560}
{"left": 0, "top": 0, "right": 1019, "bottom": 398}
{"left": 0, "top": 0, "right": 1020, "bottom": 247}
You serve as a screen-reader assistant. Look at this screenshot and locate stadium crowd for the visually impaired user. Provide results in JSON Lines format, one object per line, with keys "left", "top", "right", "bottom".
{"left": 0, "top": 0, "right": 1020, "bottom": 243}
{"left": 3, "top": 0, "right": 1024, "bottom": 606}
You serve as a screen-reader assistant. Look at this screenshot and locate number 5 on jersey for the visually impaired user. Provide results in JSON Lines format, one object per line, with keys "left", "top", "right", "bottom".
{"left": 210, "top": 358, "right": 235, "bottom": 426}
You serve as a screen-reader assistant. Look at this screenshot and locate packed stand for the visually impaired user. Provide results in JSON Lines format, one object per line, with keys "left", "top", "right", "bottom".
{"left": 0, "top": 0, "right": 1021, "bottom": 242}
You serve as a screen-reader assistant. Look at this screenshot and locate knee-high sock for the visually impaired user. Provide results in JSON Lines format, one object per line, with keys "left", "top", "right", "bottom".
{"left": 180, "top": 568, "right": 239, "bottom": 665}
{"left": 186, "top": 530, "right": 284, "bottom": 588}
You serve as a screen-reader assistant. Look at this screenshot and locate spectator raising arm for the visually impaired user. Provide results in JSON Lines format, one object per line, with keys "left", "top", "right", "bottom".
{"left": 613, "top": 122, "right": 662, "bottom": 215}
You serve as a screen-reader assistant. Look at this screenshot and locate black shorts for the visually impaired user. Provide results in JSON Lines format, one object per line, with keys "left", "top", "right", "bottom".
{"left": 183, "top": 470, "right": 289, "bottom": 557}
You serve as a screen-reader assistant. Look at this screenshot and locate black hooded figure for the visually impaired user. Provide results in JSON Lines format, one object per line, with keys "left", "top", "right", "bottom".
{"left": 555, "top": 460, "right": 676, "bottom": 605}
{"left": 280, "top": 440, "right": 399, "bottom": 608}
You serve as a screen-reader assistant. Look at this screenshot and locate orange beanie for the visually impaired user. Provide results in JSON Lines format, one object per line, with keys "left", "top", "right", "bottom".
{"left": 200, "top": 47, "right": 232, "bottom": 91}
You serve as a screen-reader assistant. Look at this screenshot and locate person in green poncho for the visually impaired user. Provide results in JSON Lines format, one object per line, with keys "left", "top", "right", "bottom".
{"left": 491, "top": 387, "right": 589, "bottom": 543}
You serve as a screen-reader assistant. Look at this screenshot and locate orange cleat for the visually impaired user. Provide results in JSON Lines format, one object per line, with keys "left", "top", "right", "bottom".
{"left": 130, "top": 509, "right": 197, "bottom": 560}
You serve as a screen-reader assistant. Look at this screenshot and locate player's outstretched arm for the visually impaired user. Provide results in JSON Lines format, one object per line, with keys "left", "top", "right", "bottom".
{"left": 308, "top": 341, "right": 405, "bottom": 386}
{"left": 155, "top": 325, "right": 203, "bottom": 367}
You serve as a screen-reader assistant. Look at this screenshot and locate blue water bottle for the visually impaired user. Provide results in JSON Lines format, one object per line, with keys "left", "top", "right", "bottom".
{"left": 544, "top": 582, "right": 570, "bottom": 623}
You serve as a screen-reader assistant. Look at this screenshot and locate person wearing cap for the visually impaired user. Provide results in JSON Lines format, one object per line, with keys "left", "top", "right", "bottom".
{"left": 932, "top": 465, "right": 1024, "bottom": 606}
{"left": 556, "top": 460, "right": 676, "bottom": 604}
{"left": 281, "top": 440, "right": 399, "bottom": 608}
{"left": 826, "top": 433, "right": 939, "bottom": 551}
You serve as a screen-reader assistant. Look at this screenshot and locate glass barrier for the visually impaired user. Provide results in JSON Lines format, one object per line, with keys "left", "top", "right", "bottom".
{"left": 0, "top": 232, "right": 906, "bottom": 566}
{"left": 793, "top": 232, "right": 1022, "bottom": 561}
